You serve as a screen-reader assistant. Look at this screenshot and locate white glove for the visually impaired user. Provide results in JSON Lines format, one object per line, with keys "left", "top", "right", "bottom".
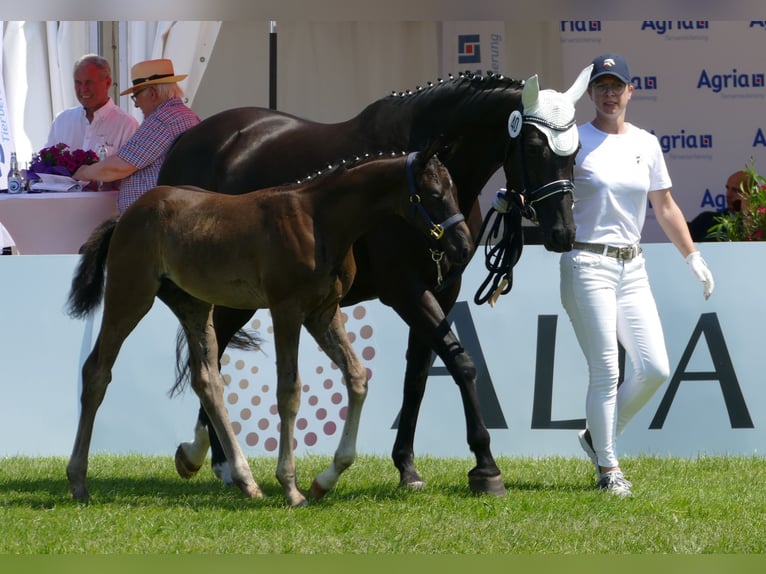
{"left": 686, "top": 251, "right": 714, "bottom": 300}
{"left": 492, "top": 188, "right": 511, "bottom": 214}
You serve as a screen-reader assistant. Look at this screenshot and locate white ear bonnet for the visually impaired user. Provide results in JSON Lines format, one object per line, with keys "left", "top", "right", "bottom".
{"left": 507, "top": 64, "right": 593, "bottom": 157}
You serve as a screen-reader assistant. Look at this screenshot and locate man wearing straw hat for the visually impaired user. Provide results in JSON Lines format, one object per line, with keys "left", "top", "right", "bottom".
{"left": 74, "top": 58, "right": 200, "bottom": 213}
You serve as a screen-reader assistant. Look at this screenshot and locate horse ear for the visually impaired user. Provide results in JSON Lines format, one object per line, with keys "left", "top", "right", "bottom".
{"left": 521, "top": 74, "right": 540, "bottom": 110}
{"left": 564, "top": 64, "right": 594, "bottom": 105}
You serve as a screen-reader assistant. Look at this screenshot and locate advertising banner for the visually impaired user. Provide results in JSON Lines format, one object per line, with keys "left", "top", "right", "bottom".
{"left": 560, "top": 20, "right": 766, "bottom": 241}
{"left": 440, "top": 21, "right": 505, "bottom": 77}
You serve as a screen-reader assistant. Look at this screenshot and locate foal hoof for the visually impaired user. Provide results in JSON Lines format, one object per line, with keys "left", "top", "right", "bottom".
{"left": 309, "top": 478, "right": 329, "bottom": 500}
{"left": 469, "top": 473, "right": 507, "bottom": 496}
{"left": 236, "top": 480, "right": 264, "bottom": 499}
{"left": 174, "top": 445, "right": 202, "bottom": 479}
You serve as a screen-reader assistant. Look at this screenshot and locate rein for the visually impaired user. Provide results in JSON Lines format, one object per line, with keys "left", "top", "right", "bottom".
{"left": 473, "top": 117, "right": 575, "bottom": 307}
{"left": 405, "top": 152, "right": 466, "bottom": 289}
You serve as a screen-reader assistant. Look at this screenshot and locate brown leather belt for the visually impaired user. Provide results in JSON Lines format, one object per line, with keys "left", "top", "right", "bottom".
{"left": 573, "top": 241, "right": 642, "bottom": 261}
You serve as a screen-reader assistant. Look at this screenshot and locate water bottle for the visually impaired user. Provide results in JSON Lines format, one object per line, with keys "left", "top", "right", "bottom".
{"left": 96, "top": 136, "right": 108, "bottom": 190}
{"left": 7, "top": 152, "right": 24, "bottom": 194}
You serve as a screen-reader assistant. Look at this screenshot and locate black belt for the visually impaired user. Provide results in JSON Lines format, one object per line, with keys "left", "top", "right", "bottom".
{"left": 1, "top": 246, "right": 12, "bottom": 256}
{"left": 573, "top": 241, "right": 642, "bottom": 261}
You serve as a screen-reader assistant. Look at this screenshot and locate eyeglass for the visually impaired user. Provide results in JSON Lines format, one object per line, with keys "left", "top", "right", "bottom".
{"left": 130, "top": 87, "right": 150, "bottom": 103}
{"left": 592, "top": 82, "right": 627, "bottom": 96}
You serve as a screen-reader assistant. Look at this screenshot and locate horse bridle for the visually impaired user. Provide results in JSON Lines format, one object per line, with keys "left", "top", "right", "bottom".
{"left": 472, "top": 111, "right": 577, "bottom": 306}
{"left": 505, "top": 112, "right": 576, "bottom": 222}
{"left": 405, "top": 151, "right": 465, "bottom": 287}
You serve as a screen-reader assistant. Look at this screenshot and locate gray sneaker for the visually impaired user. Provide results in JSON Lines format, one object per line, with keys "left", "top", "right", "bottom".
{"left": 597, "top": 470, "right": 633, "bottom": 497}
{"left": 578, "top": 429, "right": 599, "bottom": 476}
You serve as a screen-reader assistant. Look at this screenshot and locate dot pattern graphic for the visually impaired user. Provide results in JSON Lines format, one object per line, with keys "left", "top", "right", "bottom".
{"left": 220, "top": 305, "right": 376, "bottom": 454}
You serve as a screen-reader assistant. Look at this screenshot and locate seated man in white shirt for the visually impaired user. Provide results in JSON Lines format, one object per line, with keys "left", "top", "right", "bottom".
{"left": 46, "top": 54, "right": 139, "bottom": 184}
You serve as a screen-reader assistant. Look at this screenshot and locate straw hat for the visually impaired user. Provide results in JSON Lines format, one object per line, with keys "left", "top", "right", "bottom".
{"left": 119, "top": 59, "right": 188, "bottom": 95}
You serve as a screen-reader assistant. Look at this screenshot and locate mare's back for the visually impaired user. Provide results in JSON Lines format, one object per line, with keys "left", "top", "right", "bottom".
{"left": 158, "top": 107, "right": 361, "bottom": 194}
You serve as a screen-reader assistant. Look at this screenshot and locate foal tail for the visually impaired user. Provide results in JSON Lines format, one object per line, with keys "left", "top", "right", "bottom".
{"left": 66, "top": 217, "right": 118, "bottom": 319}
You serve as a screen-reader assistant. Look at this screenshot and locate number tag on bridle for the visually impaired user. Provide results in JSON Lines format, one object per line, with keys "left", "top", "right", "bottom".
{"left": 508, "top": 110, "right": 523, "bottom": 139}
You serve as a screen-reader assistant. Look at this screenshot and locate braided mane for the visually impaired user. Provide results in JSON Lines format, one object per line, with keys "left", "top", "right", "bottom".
{"left": 386, "top": 71, "right": 525, "bottom": 101}
{"left": 294, "top": 150, "right": 408, "bottom": 185}
{"left": 293, "top": 72, "right": 524, "bottom": 186}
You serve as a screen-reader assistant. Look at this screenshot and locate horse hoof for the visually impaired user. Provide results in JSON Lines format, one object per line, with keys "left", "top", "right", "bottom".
{"left": 70, "top": 485, "right": 90, "bottom": 501}
{"left": 235, "top": 480, "right": 264, "bottom": 499}
{"left": 174, "top": 445, "right": 202, "bottom": 479}
{"left": 310, "top": 479, "right": 328, "bottom": 500}
{"left": 288, "top": 493, "right": 309, "bottom": 508}
{"left": 469, "top": 473, "right": 507, "bottom": 496}
{"left": 212, "top": 462, "right": 234, "bottom": 485}
{"left": 399, "top": 478, "right": 426, "bottom": 490}
{"left": 399, "top": 468, "right": 426, "bottom": 490}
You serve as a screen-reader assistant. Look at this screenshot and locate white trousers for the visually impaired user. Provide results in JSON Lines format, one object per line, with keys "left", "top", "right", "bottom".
{"left": 560, "top": 250, "right": 670, "bottom": 469}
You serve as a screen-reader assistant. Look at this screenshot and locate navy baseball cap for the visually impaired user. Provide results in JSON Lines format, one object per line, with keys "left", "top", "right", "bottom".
{"left": 589, "top": 53, "right": 631, "bottom": 84}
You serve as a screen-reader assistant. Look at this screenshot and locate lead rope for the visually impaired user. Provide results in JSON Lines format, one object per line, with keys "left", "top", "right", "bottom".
{"left": 473, "top": 190, "right": 524, "bottom": 307}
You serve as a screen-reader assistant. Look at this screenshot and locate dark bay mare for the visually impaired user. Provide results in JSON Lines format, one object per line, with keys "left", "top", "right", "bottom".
{"left": 158, "top": 65, "right": 593, "bottom": 495}
{"left": 66, "top": 147, "right": 471, "bottom": 507}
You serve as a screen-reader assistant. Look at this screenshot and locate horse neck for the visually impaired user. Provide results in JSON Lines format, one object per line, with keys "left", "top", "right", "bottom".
{"left": 358, "top": 78, "right": 522, "bottom": 207}
{"left": 310, "top": 159, "right": 413, "bottom": 240}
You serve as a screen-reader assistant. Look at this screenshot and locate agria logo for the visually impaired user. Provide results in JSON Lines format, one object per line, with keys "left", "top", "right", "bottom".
{"left": 560, "top": 21, "right": 602, "bottom": 32}
{"left": 652, "top": 129, "right": 713, "bottom": 154}
{"left": 641, "top": 20, "right": 709, "bottom": 34}
{"left": 697, "top": 68, "right": 765, "bottom": 93}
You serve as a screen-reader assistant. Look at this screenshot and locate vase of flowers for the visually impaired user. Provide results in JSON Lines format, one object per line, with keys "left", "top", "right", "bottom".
{"left": 709, "top": 158, "right": 766, "bottom": 241}
{"left": 27, "top": 143, "right": 99, "bottom": 190}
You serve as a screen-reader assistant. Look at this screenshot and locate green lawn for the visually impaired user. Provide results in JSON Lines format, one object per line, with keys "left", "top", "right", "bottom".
{"left": 1, "top": 454, "right": 765, "bottom": 555}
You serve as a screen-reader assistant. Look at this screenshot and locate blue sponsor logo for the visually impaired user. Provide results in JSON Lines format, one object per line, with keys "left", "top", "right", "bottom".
{"left": 458, "top": 34, "right": 481, "bottom": 64}
{"left": 697, "top": 69, "right": 765, "bottom": 93}
{"left": 560, "top": 20, "right": 601, "bottom": 32}
{"left": 652, "top": 129, "right": 713, "bottom": 154}
{"left": 700, "top": 188, "right": 726, "bottom": 211}
{"left": 753, "top": 128, "right": 766, "bottom": 147}
{"left": 641, "top": 20, "right": 709, "bottom": 34}
{"left": 631, "top": 76, "right": 657, "bottom": 90}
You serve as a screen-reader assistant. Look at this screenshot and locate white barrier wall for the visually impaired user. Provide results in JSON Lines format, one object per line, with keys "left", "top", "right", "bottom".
{"left": 0, "top": 242, "right": 761, "bottom": 460}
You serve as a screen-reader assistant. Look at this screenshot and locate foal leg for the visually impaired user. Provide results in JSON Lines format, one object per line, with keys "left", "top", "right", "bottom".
{"left": 180, "top": 304, "right": 262, "bottom": 499}
{"left": 67, "top": 292, "right": 156, "bottom": 500}
{"left": 271, "top": 308, "right": 308, "bottom": 507}
{"left": 175, "top": 306, "right": 255, "bottom": 483}
{"left": 305, "top": 307, "right": 369, "bottom": 499}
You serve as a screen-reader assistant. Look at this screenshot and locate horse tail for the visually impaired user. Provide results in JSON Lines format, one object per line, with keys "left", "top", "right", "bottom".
{"left": 229, "top": 327, "right": 264, "bottom": 352}
{"left": 66, "top": 217, "right": 118, "bottom": 319}
{"left": 171, "top": 326, "right": 191, "bottom": 398}
{"left": 170, "top": 324, "right": 264, "bottom": 398}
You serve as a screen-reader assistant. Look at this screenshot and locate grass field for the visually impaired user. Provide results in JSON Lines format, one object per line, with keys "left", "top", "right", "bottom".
{"left": 2, "top": 453, "right": 766, "bottom": 557}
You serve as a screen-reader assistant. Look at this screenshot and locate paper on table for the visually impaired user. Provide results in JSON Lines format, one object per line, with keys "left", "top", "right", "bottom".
{"left": 29, "top": 173, "right": 87, "bottom": 192}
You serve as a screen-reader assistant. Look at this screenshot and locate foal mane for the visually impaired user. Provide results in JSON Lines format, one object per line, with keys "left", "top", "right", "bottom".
{"left": 293, "top": 150, "right": 410, "bottom": 186}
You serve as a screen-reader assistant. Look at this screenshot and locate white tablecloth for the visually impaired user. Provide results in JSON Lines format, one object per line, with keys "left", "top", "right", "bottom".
{"left": 0, "top": 191, "right": 118, "bottom": 254}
